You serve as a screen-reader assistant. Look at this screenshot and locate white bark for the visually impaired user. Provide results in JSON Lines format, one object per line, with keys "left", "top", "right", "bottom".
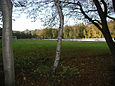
{"left": 1, "top": 0, "right": 15, "bottom": 86}
{"left": 53, "top": 0, "right": 64, "bottom": 74}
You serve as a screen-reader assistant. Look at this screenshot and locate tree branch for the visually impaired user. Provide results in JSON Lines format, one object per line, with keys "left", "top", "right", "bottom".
{"left": 77, "top": 1, "right": 102, "bottom": 31}
{"left": 93, "top": 19, "right": 102, "bottom": 25}
{"left": 107, "top": 15, "right": 115, "bottom": 21}
{"left": 60, "top": 1, "right": 77, "bottom": 5}
{"left": 112, "top": 0, "right": 115, "bottom": 12}
{"left": 93, "top": 0, "right": 104, "bottom": 19}
{"left": 87, "top": 9, "right": 97, "bottom": 12}
{"left": 101, "top": 0, "right": 107, "bottom": 16}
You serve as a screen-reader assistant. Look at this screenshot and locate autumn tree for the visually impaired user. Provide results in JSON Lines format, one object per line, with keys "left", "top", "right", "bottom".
{"left": 63, "top": 26, "right": 71, "bottom": 38}
{"left": 108, "top": 21, "right": 115, "bottom": 38}
{"left": 52, "top": 29, "right": 58, "bottom": 38}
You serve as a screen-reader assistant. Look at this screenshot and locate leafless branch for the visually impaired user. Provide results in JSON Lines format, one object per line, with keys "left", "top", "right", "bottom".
{"left": 87, "top": 9, "right": 97, "bottom": 12}
{"left": 101, "top": 0, "right": 107, "bottom": 16}
{"left": 60, "top": 1, "right": 77, "bottom": 5}
{"left": 93, "top": 0, "right": 104, "bottom": 18}
{"left": 107, "top": 15, "right": 115, "bottom": 21}
{"left": 77, "top": 1, "right": 102, "bottom": 31}
{"left": 93, "top": 19, "right": 102, "bottom": 25}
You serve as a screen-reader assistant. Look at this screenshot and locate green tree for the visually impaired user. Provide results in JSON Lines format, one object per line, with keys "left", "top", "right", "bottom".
{"left": 38, "top": 29, "right": 45, "bottom": 39}
{"left": 69, "top": 30, "right": 74, "bottom": 38}
{"left": 63, "top": 26, "right": 71, "bottom": 38}
{"left": 79, "top": 23, "right": 85, "bottom": 38}
{"left": 44, "top": 28, "right": 53, "bottom": 39}
{"left": 108, "top": 21, "right": 115, "bottom": 38}
{"left": 52, "top": 29, "right": 58, "bottom": 38}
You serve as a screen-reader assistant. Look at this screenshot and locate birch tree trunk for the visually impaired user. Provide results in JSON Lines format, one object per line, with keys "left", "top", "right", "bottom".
{"left": 1, "top": 0, "right": 15, "bottom": 86}
{"left": 53, "top": 0, "right": 64, "bottom": 74}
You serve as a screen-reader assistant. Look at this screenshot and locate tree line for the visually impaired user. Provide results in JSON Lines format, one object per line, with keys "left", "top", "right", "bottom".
{"left": 12, "top": 29, "right": 38, "bottom": 39}
{"left": 11, "top": 21, "right": 115, "bottom": 39}
{"left": 38, "top": 21, "right": 115, "bottom": 39}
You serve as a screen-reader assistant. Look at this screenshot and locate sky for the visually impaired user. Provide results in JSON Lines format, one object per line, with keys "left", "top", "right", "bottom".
{"left": 0, "top": 0, "right": 114, "bottom": 31}
{"left": 0, "top": 5, "right": 76, "bottom": 31}
{"left": 12, "top": 7, "right": 76, "bottom": 31}
{"left": 12, "top": 13, "right": 44, "bottom": 31}
{"left": 11, "top": 0, "right": 79, "bottom": 31}
{"left": 12, "top": 13, "right": 76, "bottom": 31}
{"left": 12, "top": 11, "right": 114, "bottom": 31}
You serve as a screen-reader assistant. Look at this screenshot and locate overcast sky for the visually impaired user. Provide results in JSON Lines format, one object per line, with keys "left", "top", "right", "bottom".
{"left": 12, "top": 13, "right": 44, "bottom": 31}
{"left": 12, "top": 5, "right": 77, "bottom": 31}
{"left": 12, "top": 13, "right": 76, "bottom": 31}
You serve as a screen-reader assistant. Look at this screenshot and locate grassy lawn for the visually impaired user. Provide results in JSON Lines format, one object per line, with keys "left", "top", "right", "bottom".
{"left": 0, "top": 40, "right": 114, "bottom": 86}
{"left": 12, "top": 40, "right": 110, "bottom": 58}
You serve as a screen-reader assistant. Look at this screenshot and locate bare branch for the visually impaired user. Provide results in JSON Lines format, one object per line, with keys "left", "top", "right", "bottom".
{"left": 60, "top": 1, "right": 77, "bottom": 5}
{"left": 77, "top": 1, "right": 102, "bottom": 31}
{"left": 101, "top": 0, "right": 107, "bottom": 16}
{"left": 93, "top": 19, "right": 102, "bottom": 25}
{"left": 107, "top": 15, "right": 115, "bottom": 21}
{"left": 112, "top": 0, "right": 115, "bottom": 11}
{"left": 87, "top": 9, "right": 97, "bottom": 12}
{"left": 93, "top": 0, "right": 104, "bottom": 19}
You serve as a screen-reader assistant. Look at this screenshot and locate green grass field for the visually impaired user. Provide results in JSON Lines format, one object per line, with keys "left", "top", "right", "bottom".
{"left": 0, "top": 40, "right": 113, "bottom": 86}
{"left": 11, "top": 40, "right": 110, "bottom": 58}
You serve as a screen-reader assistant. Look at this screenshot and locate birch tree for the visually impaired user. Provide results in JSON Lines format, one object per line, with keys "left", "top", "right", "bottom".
{"left": 0, "top": 0, "right": 15, "bottom": 86}
{"left": 12, "top": 0, "right": 64, "bottom": 74}
{"left": 53, "top": 0, "right": 64, "bottom": 74}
